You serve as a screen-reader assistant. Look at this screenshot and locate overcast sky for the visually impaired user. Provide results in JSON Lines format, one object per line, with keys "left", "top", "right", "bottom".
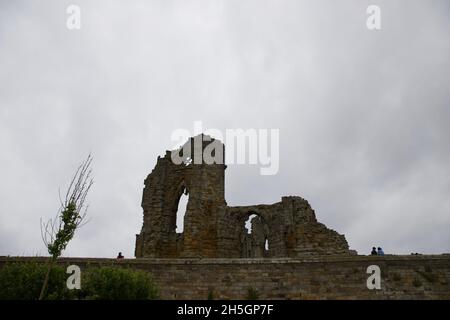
{"left": 0, "top": 0, "right": 449, "bottom": 258}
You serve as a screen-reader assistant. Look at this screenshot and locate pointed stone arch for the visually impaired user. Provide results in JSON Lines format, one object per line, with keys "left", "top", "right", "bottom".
{"left": 171, "top": 180, "right": 190, "bottom": 234}
{"left": 241, "top": 211, "right": 270, "bottom": 258}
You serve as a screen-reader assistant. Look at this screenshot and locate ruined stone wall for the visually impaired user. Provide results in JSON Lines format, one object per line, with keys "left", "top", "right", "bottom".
{"left": 137, "top": 135, "right": 226, "bottom": 258}
{"left": 216, "top": 197, "right": 352, "bottom": 258}
{"left": 136, "top": 135, "right": 354, "bottom": 259}
{"left": 3, "top": 256, "right": 449, "bottom": 299}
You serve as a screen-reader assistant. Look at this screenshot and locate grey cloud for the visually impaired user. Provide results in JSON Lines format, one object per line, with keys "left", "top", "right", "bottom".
{"left": 0, "top": 0, "right": 449, "bottom": 258}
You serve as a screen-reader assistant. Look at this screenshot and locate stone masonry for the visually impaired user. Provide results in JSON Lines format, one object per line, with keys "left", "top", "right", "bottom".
{"left": 135, "top": 135, "right": 355, "bottom": 258}
{"left": 2, "top": 256, "right": 449, "bottom": 299}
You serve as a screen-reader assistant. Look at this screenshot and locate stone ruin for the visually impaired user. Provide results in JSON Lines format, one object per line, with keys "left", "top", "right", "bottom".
{"left": 135, "top": 135, "right": 354, "bottom": 258}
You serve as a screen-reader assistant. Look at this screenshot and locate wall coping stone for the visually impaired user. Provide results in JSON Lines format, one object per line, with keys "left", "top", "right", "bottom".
{"left": 1, "top": 254, "right": 450, "bottom": 266}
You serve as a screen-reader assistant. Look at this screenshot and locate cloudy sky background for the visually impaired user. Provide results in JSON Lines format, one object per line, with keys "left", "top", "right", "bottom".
{"left": 1, "top": 0, "right": 449, "bottom": 258}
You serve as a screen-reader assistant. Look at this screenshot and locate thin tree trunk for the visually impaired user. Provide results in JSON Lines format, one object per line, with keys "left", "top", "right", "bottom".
{"left": 39, "top": 256, "right": 56, "bottom": 300}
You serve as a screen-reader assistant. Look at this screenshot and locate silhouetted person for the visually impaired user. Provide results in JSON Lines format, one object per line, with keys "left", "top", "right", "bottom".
{"left": 117, "top": 252, "right": 124, "bottom": 259}
{"left": 371, "top": 247, "right": 377, "bottom": 255}
{"left": 377, "top": 247, "right": 384, "bottom": 255}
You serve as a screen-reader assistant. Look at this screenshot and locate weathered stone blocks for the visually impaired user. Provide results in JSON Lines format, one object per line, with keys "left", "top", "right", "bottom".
{"left": 136, "top": 136, "right": 354, "bottom": 258}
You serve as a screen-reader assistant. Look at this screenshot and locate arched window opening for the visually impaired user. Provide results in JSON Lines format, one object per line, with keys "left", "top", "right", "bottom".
{"left": 176, "top": 189, "right": 189, "bottom": 233}
{"left": 265, "top": 237, "right": 269, "bottom": 251}
{"left": 245, "top": 214, "right": 259, "bottom": 234}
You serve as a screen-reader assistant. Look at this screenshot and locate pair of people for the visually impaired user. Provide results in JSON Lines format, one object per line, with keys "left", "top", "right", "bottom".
{"left": 371, "top": 247, "right": 384, "bottom": 255}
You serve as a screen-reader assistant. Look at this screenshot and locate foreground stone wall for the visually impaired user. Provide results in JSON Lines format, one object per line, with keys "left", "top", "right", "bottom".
{"left": 2, "top": 255, "right": 449, "bottom": 299}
